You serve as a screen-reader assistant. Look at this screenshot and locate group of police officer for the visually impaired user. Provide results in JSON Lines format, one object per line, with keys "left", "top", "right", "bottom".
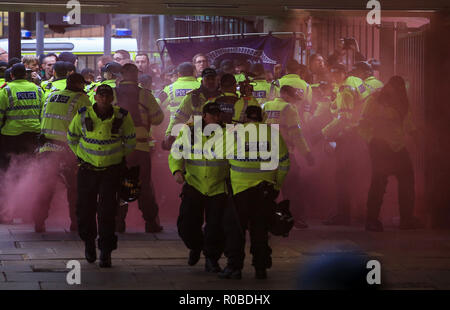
{"left": 0, "top": 47, "right": 421, "bottom": 274}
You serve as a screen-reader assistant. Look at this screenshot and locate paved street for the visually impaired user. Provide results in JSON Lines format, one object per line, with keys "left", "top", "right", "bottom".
{"left": 1, "top": 219, "right": 449, "bottom": 290}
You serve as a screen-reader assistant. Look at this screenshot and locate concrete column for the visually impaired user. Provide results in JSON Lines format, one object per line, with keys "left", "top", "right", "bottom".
{"left": 36, "top": 12, "right": 44, "bottom": 57}
{"left": 104, "top": 14, "right": 111, "bottom": 56}
{"left": 8, "top": 11, "right": 21, "bottom": 60}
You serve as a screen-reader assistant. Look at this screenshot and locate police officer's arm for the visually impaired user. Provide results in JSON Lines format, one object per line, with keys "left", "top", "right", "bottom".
{"left": 275, "top": 130, "right": 290, "bottom": 191}
{"left": 168, "top": 130, "right": 186, "bottom": 183}
{"left": 283, "top": 104, "right": 311, "bottom": 157}
{"left": 0, "top": 89, "right": 7, "bottom": 128}
{"left": 321, "top": 88, "right": 354, "bottom": 140}
{"left": 165, "top": 92, "right": 193, "bottom": 136}
{"left": 67, "top": 112, "right": 82, "bottom": 154}
{"left": 158, "top": 86, "right": 170, "bottom": 110}
{"left": 146, "top": 91, "right": 164, "bottom": 126}
{"left": 75, "top": 94, "right": 92, "bottom": 111}
{"left": 121, "top": 113, "right": 137, "bottom": 156}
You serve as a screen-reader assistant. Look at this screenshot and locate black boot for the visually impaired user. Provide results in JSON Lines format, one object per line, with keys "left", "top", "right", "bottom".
{"left": 188, "top": 249, "right": 201, "bottom": 266}
{"left": 205, "top": 258, "right": 222, "bottom": 273}
{"left": 99, "top": 251, "right": 112, "bottom": 268}
{"left": 85, "top": 240, "right": 97, "bottom": 263}
{"left": 218, "top": 266, "right": 242, "bottom": 279}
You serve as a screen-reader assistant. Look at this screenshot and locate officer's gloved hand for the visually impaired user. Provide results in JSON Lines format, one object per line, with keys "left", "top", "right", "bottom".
{"left": 174, "top": 171, "right": 185, "bottom": 184}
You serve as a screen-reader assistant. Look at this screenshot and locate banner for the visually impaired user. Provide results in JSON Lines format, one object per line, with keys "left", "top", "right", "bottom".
{"left": 164, "top": 35, "right": 295, "bottom": 70}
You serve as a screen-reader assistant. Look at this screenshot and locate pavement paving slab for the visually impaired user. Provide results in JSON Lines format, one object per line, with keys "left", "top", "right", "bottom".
{"left": 0, "top": 222, "right": 449, "bottom": 290}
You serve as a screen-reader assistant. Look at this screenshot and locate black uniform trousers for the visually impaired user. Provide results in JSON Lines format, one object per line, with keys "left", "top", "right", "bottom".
{"left": 177, "top": 183, "right": 226, "bottom": 261}
{"left": 76, "top": 164, "right": 121, "bottom": 252}
{"left": 0, "top": 132, "right": 38, "bottom": 170}
{"left": 224, "top": 183, "right": 273, "bottom": 270}
{"left": 32, "top": 149, "right": 78, "bottom": 226}
{"left": 116, "top": 150, "right": 160, "bottom": 225}
{"left": 334, "top": 134, "right": 357, "bottom": 220}
{"left": 366, "top": 139, "right": 415, "bottom": 221}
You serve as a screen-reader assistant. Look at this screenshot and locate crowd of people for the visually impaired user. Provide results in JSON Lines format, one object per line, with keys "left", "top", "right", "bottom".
{"left": 0, "top": 40, "right": 423, "bottom": 276}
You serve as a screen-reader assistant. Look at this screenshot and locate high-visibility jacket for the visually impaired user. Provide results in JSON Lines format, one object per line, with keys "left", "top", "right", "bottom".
{"left": 278, "top": 74, "right": 313, "bottom": 122}
{"left": 226, "top": 122, "right": 290, "bottom": 194}
{"left": 358, "top": 93, "right": 416, "bottom": 152}
{"left": 169, "top": 124, "right": 229, "bottom": 196}
{"left": 41, "top": 78, "right": 67, "bottom": 95}
{"left": 67, "top": 105, "right": 136, "bottom": 168}
{"left": 321, "top": 76, "right": 370, "bottom": 140}
{"left": 85, "top": 81, "right": 99, "bottom": 96}
{"left": 89, "top": 79, "right": 117, "bottom": 104}
{"left": 113, "top": 81, "right": 164, "bottom": 152}
{"left": 251, "top": 79, "right": 279, "bottom": 105}
{"left": 235, "top": 73, "right": 246, "bottom": 83}
{"left": 263, "top": 97, "right": 310, "bottom": 156}
{"left": 160, "top": 76, "right": 200, "bottom": 115}
{"left": 214, "top": 92, "right": 259, "bottom": 124}
{"left": 165, "top": 87, "right": 222, "bottom": 136}
{"left": 40, "top": 89, "right": 91, "bottom": 152}
{"left": 0, "top": 79, "right": 43, "bottom": 135}
{"left": 364, "top": 76, "right": 384, "bottom": 94}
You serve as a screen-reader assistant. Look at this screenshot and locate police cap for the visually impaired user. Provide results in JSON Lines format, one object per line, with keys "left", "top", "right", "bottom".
{"left": 10, "top": 63, "right": 26, "bottom": 78}
{"left": 201, "top": 68, "right": 217, "bottom": 78}
{"left": 96, "top": 84, "right": 114, "bottom": 96}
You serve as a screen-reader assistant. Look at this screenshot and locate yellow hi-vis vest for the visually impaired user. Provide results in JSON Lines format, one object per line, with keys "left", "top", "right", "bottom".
{"left": 226, "top": 122, "right": 290, "bottom": 194}
{"left": 165, "top": 88, "right": 222, "bottom": 136}
{"left": 0, "top": 79, "right": 43, "bottom": 135}
{"left": 252, "top": 79, "right": 279, "bottom": 105}
{"left": 169, "top": 124, "right": 229, "bottom": 196}
{"left": 161, "top": 76, "right": 201, "bottom": 115}
{"left": 321, "top": 76, "right": 370, "bottom": 140}
{"left": 67, "top": 105, "right": 136, "bottom": 168}
{"left": 263, "top": 97, "right": 311, "bottom": 156}
{"left": 40, "top": 89, "right": 91, "bottom": 152}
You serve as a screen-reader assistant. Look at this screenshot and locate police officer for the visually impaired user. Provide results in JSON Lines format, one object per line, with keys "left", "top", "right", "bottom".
{"left": 41, "top": 61, "right": 68, "bottom": 96}
{"left": 0, "top": 63, "right": 43, "bottom": 170}
{"left": 263, "top": 85, "right": 314, "bottom": 229}
{"left": 89, "top": 62, "right": 122, "bottom": 104}
{"left": 216, "top": 73, "right": 259, "bottom": 124}
{"left": 169, "top": 101, "right": 229, "bottom": 272}
{"left": 113, "top": 63, "right": 165, "bottom": 233}
{"left": 219, "top": 106, "right": 290, "bottom": 280}
{"left": 278, "top": 59, "right": 313, "bottom": 124}
{"left": 250, "top": 63, "right": 279, "bottom": 105}
{"left": 34, "top": 73, "right": 91, "bottom": 232}
{"left": 67, "top": 84, "right": 136, "bottom": 267}
{"left": 163, "top": 68, "right": 222, "bottom": 150}
{"left": 322, "top": 64, "right": 370, "bottom": 226}
{"left": 351, "top": 61, "right": 383, "bottom": 94}
{"left": 158, "top": 62, "right": 200, "bottom": 122}
{"left": 359, "top": 76, "right": 422, "bottom": 232}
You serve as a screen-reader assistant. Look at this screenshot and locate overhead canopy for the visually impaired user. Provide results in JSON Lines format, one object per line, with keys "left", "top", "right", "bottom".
{"left": 0, "top": 0, "right": 447, "bottom": 16}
